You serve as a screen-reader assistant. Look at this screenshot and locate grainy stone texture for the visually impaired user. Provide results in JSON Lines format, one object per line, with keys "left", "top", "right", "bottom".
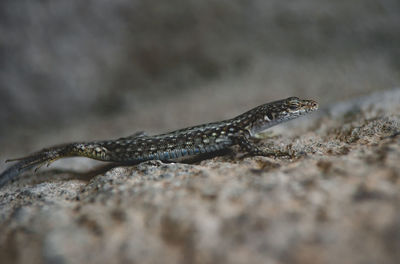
{"left": 1, "top": 89, "right": 400, "bottom": 264}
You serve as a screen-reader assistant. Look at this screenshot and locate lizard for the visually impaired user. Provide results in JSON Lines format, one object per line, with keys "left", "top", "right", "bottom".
{"left": 0, "top": 97, "right": 318, "bottom": 187}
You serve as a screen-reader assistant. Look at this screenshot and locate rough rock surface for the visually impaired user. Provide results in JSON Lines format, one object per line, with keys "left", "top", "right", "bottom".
{"left": 1, "top": 89, "right": 400, "bottom": 264}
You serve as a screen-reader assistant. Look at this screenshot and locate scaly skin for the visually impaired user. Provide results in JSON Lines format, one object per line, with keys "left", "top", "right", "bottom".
{"left": 0, "top": 97, "right": 318, "bottom": 187}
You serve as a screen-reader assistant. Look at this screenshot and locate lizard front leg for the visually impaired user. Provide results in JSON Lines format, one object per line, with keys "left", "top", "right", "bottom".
{"left": 234, "top": 135, "right": 288, "bottom": 157}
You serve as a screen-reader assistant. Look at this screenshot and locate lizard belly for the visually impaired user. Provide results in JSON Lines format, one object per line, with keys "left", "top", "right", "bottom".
{"left": 134, "top": 141, "right": 233, "bottom": 163}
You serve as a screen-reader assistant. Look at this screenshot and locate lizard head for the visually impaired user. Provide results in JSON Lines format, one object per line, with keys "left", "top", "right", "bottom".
{"left": 244, "top": 97, "right": 318, "bottom": 136}
{"left": 277, "top": 96, "right": 319, "bottom": 118}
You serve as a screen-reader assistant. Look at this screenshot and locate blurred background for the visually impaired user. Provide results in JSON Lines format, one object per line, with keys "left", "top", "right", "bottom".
{"left": 0, "top": 0, "right": 399, "bottom": 159}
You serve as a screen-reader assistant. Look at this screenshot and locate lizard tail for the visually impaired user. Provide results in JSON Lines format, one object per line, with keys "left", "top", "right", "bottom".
{"left": 0, "top": 142, "right": 110, "bottom": 187}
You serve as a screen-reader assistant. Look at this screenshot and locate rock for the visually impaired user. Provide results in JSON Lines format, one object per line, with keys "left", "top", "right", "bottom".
{"left": 1, "top": 89, "right": 400, "bottom": 264}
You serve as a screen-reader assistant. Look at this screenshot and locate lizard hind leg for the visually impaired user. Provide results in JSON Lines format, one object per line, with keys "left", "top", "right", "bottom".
{"left": 5, "top": 150, "right": 61, "bottom": 171}
{"left": 0, "top": 145, "right": 71, "bottom": 187}
{"left": 0, "top": 142, "right": 114, "bottom": 187}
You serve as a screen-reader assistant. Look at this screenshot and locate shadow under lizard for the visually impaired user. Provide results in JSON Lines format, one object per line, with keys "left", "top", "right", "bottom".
{"left": 0, "top": 97, "right": 318, "bottom": 187}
